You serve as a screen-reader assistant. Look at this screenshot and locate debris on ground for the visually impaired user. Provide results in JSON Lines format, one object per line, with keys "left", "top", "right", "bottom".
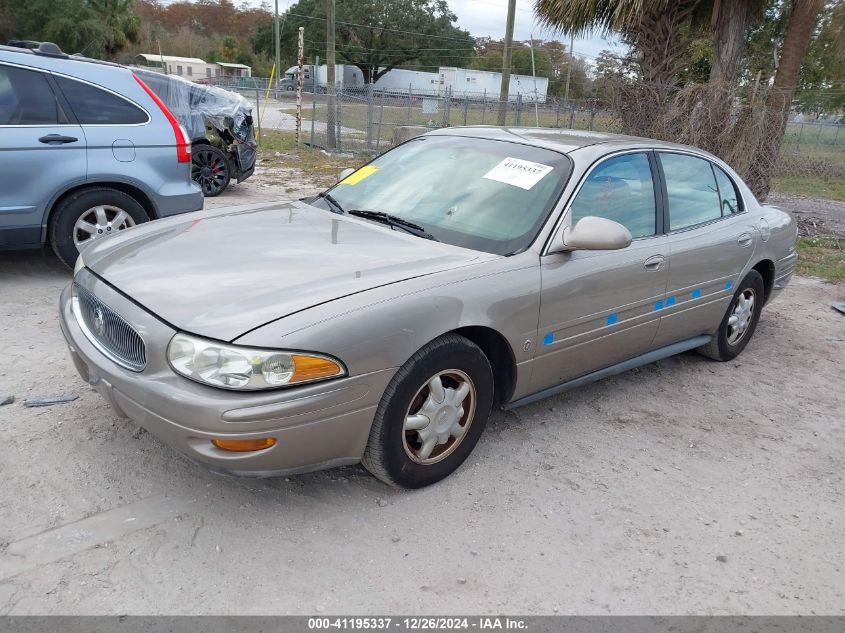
{"left": 0, "top": 395, "right": 13, "bottom": 406}
{"left": 832, "top": 303, "right": 845, "bottom": 315}
{"left": 23, "top": 395, "right": 78, "bottom": 407}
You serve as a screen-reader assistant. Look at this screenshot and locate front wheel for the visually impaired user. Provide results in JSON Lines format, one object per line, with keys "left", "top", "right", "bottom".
{"left": 698, "top": 270, "right": 765, "bottom": 361}
{"left": 362, "top": 334, "right": 494, "bottom": 488}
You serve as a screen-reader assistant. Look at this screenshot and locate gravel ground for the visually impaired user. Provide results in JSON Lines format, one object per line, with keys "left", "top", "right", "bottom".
{"left": 1, "top": 173, "right": 844, "bottom": 615}
{"left": 766, "top": 193, "right": 845, "bottom": 237}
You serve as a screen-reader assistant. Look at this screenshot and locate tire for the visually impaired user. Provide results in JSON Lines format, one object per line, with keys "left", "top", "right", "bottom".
{"left": 191, "top": 145, "right": 231, "bottom": 197}
{"left": 49, "top": 187, "right": 149, "bottom": 269}
{"left": 285, "top": 85, "right": 294, "bottom": 92}
{"left": 697, "top": 270, "right": 765, "bottom": 361}
{"left": 362, "top": 334, "right": 494, "bottom": 489}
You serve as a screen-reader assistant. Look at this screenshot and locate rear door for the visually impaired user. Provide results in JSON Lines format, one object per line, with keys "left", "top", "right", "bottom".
{"left": 0, "top": 62, "right": 86, "bottom": 247}
{"left": 530, "top": 151, "right": 670, "bottom": 392}
{"left": 51, "top": 74, "right": 150, "bottom": 185}
{"left": 651, "top": 151, "right": 758, "bottom": 347}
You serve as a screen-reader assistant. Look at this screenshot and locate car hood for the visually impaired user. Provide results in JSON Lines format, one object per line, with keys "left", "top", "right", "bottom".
{"left": 83, "top": 201, "right": 494, "bottom": 341}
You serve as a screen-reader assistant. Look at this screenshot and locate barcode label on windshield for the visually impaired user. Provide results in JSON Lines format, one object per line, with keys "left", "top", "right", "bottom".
{"left": 483, "top": 157, "right": 554, "bottom": 190}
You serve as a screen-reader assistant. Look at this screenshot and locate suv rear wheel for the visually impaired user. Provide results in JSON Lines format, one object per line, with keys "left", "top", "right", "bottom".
{"left": 50, "top": 187, "right": 149, "bottom": 268}
{"left": 191, "top": 145, "right": 231, "bottom": 197}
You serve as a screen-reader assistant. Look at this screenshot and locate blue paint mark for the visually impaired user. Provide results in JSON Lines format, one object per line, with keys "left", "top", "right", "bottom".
{"left": 725, "top": 280, "right": 733, "bottom": 290}
{"left": 654, "top": 300, "right": 664, "bottom": 311}
{"left": 691, "top": 288, "right": 702, "bottom": 299}
{"left": 606, "top": 313, "right": 619, "bottom": 326}
{"left": 666, "top": 295, "right": 676, "bottom": 307}
{"left": 543, "top": 332, "right": 554, "bottom": 346}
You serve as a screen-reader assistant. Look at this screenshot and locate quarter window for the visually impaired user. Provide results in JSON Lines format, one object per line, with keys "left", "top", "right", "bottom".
{"left": 569, "top": 152, "right": 657, "bottom": 239}
{"left": 713, "top": 165, "right": 742, "bottom": 215}
{"left": 659, "top": 153, "right": 722, "bottom": 230}
{"left": 0, "top": 65, "right": 64, "bottom": 125}
{"left": 54, "top": 76, "right": 148, "bottom": 125}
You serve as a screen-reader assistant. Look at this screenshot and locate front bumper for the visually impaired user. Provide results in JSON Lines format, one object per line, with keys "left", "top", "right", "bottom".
{"left": 59, "top": 271, "right": 393, "bottom": 477}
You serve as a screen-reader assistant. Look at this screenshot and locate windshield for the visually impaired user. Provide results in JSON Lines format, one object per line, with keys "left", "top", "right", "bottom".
{"left": 313, "top": 135, "right": 572, "bottom": 255}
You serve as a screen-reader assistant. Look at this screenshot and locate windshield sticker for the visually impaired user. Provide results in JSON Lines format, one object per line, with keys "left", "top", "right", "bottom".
{"left": 483, "top": 157, "right": 554, "bottom": 190}
{"left": 340, "top": 165, "right": 379, "bottom": 185}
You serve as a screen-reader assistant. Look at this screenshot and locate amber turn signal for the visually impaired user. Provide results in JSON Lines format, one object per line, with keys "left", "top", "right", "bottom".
{"left": 211, "top": 437, "right": 277, "bottom": 452}
{"left": 291, "top": 355, "right": 344, "bottom": 382}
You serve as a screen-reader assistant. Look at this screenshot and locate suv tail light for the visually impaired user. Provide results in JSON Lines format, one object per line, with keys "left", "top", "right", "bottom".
{"left": 133, "top": 73, "right": 192, "bottom": 163}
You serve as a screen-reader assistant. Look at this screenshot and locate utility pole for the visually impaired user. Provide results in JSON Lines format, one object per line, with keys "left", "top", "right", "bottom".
{"left": 497, "top": 0, "right": 516, "bottom": 125}
{"left": 326, "top": 0, "right": 337, "bottom": 149}
{"left": 296, "top": 26, "right": 304, "bottom": 145}
{"left": 563, "top": 32, "right": 574, "bottom": 104}
{"left": 529, "top": 35, "right": 539, "bottom": 127}
{"left": 273, "top": 0, "right": 281, "bottom": 95}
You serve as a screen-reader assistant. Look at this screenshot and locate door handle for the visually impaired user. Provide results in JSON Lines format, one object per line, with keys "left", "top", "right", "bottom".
{"left": 737, "top": 232, "right": 753, "bottom": 247}
{"left": 39, "top": 134, "right": 78, "bottom": 144}
{"left": 643, "top": 254, "right": 665, "bottom": 271}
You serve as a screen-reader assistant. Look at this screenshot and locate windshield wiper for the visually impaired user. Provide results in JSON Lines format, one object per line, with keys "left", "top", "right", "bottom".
{"left": 316, "top": 191, "right": 345, "bottom": 215}
{"left": 348, "top": 210, "right": 439, "bottom": 241}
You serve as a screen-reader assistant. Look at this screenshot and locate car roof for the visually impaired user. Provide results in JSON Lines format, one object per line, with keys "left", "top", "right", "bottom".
{"left": 426, "top": 126, "right": 703, "bottom": 156}
{"left": 0, "top": 43, "right": 127, "bottom": 72}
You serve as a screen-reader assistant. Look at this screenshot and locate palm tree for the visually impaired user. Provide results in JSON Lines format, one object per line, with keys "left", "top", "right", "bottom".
{"left": 533, "top": 0, "right": 765, "bottom": 86}
{"left": 747, "top": 0, "right": 826, "bottom": 196}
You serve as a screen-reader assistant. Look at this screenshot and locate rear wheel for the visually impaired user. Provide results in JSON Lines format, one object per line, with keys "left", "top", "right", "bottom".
{"left": 362, "top": 334, "right": 494, "bottom": 488}
{"left": 191, "top": 145, "right": 231, "bottom": 197}
{"left": 49, "top": 188, "right": 148, "bottom": 268}
{"left": 698, "top": 270, "right": 765, "bottom": 361}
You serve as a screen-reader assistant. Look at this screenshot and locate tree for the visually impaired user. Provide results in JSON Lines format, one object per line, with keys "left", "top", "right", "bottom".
{"left": 1, "top": 0, "right": 139, "bottom": 58}
{"left": 254, "top": 0, "right": 474, "bottom": 83}
{"left": 747, "top": 0, "right": 826, "bottom": 196}
{"left": 533, "top": 0, "right": 766, "bottom": 88}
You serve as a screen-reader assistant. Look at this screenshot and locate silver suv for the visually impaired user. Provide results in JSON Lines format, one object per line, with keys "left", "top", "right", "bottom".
{"left": 0, "top": 42, "right": 204, "bottom": 267}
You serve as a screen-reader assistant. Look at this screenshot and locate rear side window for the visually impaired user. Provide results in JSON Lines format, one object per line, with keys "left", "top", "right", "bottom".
{"left": 570, "top": 152, "right": 657, "bottom": 239}
{"left": 713, "top": 165, "right": 743, "bottom": 215}
{"left": 54, "top": 76, "right": 148, "bottom": 125}
{"left": 659, "top": 153, "right": 722, "bottom": 231}
{"left": 0, "top": 64, "right": 64, "bottom": 125}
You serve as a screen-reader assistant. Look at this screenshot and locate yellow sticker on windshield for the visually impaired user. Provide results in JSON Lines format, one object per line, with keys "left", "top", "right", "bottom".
{"left": 340, "top": 165, "right": 379, "bottom": 185}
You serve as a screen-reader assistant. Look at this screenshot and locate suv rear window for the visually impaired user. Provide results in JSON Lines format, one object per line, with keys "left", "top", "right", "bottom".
{"left": 0, "top": 64, "right": 64, "bottom": 125}
{"left": 55, "top": 76, "right": 148, "bottom": 125}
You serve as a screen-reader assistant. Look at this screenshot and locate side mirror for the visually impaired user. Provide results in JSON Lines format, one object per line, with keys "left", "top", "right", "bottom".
{"left": 337, "top": 167, "right": 355, "bottom": 182}
{"left": 550, "top": 216, "right": 632, "bottom": 253}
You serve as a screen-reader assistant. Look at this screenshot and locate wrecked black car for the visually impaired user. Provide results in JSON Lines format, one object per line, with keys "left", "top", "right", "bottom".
{"left": 134, "top": 69, "right": 256, "bottom": 196}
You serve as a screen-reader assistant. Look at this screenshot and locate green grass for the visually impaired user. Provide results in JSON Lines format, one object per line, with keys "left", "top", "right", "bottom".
{"left": 796, "top": 237, "right": 845, "bottom": 282}
{"left": 771, "top": 176, "right": 845, "bottom": 201}
{"left": 256, "top": 129, "right": 364, "bottom": 186}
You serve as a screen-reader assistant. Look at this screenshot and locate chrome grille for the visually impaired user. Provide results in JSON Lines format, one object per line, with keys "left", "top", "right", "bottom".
{"left": 73, "top": 283, "right": 146, "bottom": 371}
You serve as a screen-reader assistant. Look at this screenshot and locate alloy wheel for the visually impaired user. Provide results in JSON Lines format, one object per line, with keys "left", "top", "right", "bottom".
{"left": 73, "top": 205, "right": 136, "bottom": 249}
{"left": 192, "top": 148, "right": 230, "bottom": 196}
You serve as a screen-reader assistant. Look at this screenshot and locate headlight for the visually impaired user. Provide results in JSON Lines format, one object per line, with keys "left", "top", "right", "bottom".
{"left": 167, "top": 333, "right": 345, "bottom": 390}
{"left": 73, "top": 255, "right": 85, "bottom": 277}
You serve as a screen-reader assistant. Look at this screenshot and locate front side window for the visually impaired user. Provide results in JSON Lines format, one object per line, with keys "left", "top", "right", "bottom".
{"left": 713, "top": 165, "right": 742, "bottom": 215}
{"left": 314, "top": 136, "right": 572, "bottom": 255}
{"left": 569, "top": 152, "right": 656, "bottom": 239}
{"left": 660, "top": 153, "right": 722, "bottom": 231}
{"left": 54, "top": 76, "right": 148, "bottom": 125}
{"left": 0, "top": 64, "right": 63, "bottom": 125}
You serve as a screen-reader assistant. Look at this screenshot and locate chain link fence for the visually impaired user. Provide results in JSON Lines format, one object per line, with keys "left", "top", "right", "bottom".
{"left": 207, "top": 76, "right": 845, "bottom": 193}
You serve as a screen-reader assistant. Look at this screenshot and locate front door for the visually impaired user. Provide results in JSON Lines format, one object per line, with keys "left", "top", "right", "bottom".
{"left": 530, "top": 151, "right": 669, "bottom": 392}
{"left": 0, "top": 63, "right": 86, "bottom": 247}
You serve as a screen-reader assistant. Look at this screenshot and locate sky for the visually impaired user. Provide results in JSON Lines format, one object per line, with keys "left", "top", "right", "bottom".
{"left": 250, "top": 0, "right": 624, "bottom": 63}
{"left": 447, "top": 0, "right": 622, "bottom": 61}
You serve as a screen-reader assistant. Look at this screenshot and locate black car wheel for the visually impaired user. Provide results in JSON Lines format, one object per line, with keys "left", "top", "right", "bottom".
{"left": 697, "top": 270, "right": 765, "bottom": 361}
{"left": 191, "top": 146, "right": 231, "bottom": 197}
{"left": 362, "top": 334, "right": 494, "bottom": 488}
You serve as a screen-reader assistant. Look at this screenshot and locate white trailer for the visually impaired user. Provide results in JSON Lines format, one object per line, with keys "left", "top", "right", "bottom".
{"left": 280, "top": 64, "right": 364, "bottom": 92}
{"left": 373, "top": 68, "right": 440, "bottom": 96}
{"left": 438, "top": 67, "right": 548, "bottom": 103}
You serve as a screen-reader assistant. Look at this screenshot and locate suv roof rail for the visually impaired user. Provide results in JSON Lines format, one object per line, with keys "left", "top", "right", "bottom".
{"left": 6, "top": 40, "right": 67, "bottom": 58}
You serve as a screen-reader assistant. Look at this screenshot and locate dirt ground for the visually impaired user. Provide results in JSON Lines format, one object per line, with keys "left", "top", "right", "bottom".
{"left": 1, "top": 167, "right": 844, "bottom": 615}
